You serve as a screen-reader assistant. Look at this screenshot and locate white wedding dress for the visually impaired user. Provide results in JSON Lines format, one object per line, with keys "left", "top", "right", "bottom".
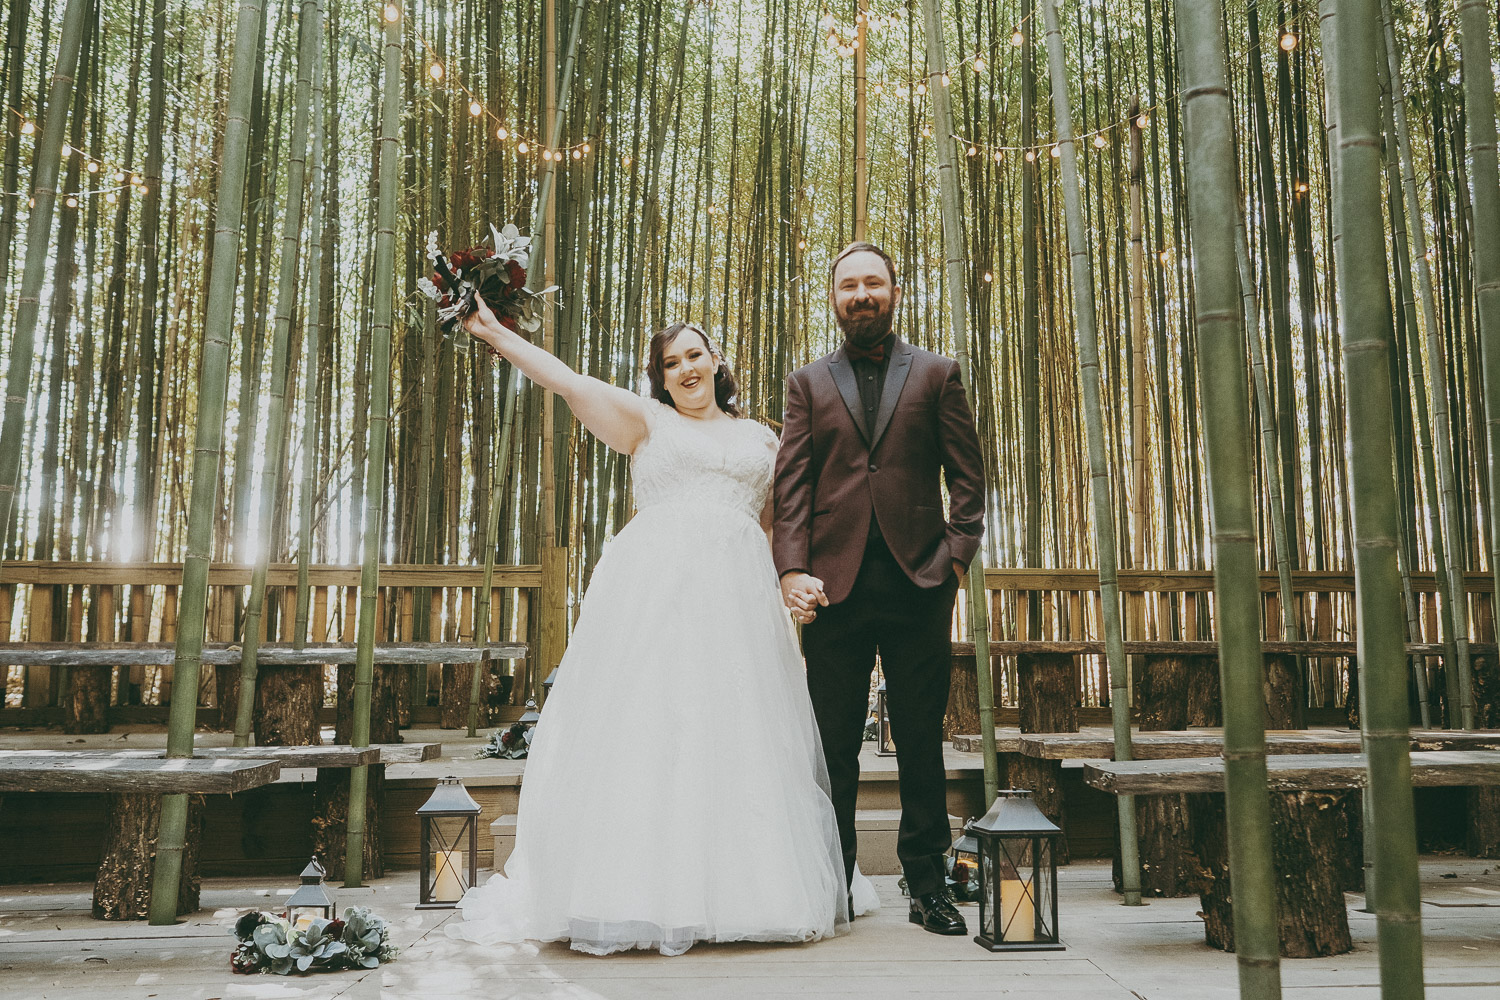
{"left": 450, "top": 399, "right": 878, "bottom": 956}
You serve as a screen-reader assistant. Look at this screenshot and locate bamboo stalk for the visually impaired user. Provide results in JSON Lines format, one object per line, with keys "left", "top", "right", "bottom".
{"left": 235, "top": 0, "right": 323, "bottom": 745}
{"left": 1330, "top": 0, "right": 1427, "bottom": 991}
{"left": 1381, "top": 1, "right": 1472, "bottom": 730}
{"left": 1036, "top": 0, "right": 1140, "bottom": 905}
{"left": 918, "top": 0, "right": 996, "bottom": 810}
{"left": 147, "top": 0, "right": 265, "bottom": 925}
{"left": 1456, "top": 0, "right": 1500, "bottom": 728}
{"left": 1174, "top": 1, "right": 1282, "bottom": 992}
{"left": 294, "top": 0, "right": 327, "bottom": 651}
{"left": 344, "top": 0, "right": 403, "bottom": 887}
{"left": 0, "top": 0, "right": 88, "bottom": 587}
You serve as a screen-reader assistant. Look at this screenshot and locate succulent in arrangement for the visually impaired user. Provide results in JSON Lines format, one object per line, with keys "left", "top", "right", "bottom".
{"left": 228, "top": 905, "right": 396, "bottom": 975}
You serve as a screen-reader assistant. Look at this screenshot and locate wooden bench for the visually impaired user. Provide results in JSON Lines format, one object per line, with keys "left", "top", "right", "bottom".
{"left": 1014, "top": 727, "right": 1500, "bottom": 760}
{"left": 0, "top": 640, "right": 528, "bottom": 666}
{"left": 0, "top": 754, "right": 281, "bottom": 794}
{"left": 1080, "top": 748, "right": 1500, "bottom": 959}
{"left": 1084, "top": 750, "right": 1500, "bottom": 795}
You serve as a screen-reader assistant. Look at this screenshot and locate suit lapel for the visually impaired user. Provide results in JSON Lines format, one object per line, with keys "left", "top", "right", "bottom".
{"left": 826, "top": 347, "right": 871, "bottom": 446}
{"left": 869, "top": 338, "right": 913, "bottom": 451}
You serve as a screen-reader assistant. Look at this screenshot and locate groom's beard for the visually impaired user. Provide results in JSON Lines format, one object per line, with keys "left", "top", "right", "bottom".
{"left": 836, "top": 299, "right": 894, "bottom": 347}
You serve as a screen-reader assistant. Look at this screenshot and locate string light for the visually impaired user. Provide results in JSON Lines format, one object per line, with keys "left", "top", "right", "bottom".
{"left": 967, "top": 145, "right": 978, "bottom": 156}
{"left": 65, "top": 196, "right": 78, "bottom": 208}
{"left": 940, "top": 73, "right": 951, "bottom": 87}
{"left": 1279, "top": 32, "right": 1298, "bottom": 51}
{"left": 497, "top": 127, "right": 509, "bottom": 140}
{"left": 1136, "top": 113, "right": 1150, "bottom": 128}
{"left": 798, "top": 238, "right": 807, "bottom": 249}
{"left": 572, "top": 149, "right": 582, "bottom": 160}
{"left": 973, "top": 57, "right": 986, "bottom": 73}
{"left": 383, "top": 3, "right": 400, "bottom": 23}
{"left": 86, "top": 162, "right": 98, "bottom": 174}
{"left": 517, "top": 141, "right": 529, "bottom": 154}
{"left": 20, "top": 121, "right": 34, "bottom": 136}
{"left": 429, "top": 62, "right": 444, "bottom": 81}
{"left": 1025, "top": 149, "right": 1037, "bottom": 161}
{"left": 469, "top": 101, "right": 483, "bottom": 117}
{"left": 1093, "top": 134, "right": 1107, "bottom": 148}
{"left": 105, "top": 191, "right": 117, "bottom": 204}
{"left": 1050, "top": 145, "right": 1061, "bottom": 158}
{"left": 1011, "top": 30, "right": 1025, "bottom": 46}
{"left": 983, "top": 271, "right": 993, "bottom": 282}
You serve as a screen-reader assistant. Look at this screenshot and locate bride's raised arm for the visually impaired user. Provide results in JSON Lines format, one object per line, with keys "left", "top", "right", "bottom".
{"left": 464, "top": 296, "right": 650, "bottom": 456}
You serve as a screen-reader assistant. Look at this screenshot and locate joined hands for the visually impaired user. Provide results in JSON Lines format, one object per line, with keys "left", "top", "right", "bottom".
{"left": 780, "top": 572, "right": 828, "bottom": 624}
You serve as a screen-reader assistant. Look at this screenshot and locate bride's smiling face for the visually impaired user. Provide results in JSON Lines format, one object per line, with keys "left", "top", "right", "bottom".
{"left": 660, "top": 329, "right": 719, "bottom": 411}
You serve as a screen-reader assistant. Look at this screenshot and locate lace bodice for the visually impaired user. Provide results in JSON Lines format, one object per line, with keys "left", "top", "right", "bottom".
{"left": 631, "top": 401, "right": 778, "bottom": 522}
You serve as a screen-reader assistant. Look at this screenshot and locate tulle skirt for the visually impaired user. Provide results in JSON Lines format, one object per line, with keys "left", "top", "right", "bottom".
{"left": 449, "top": 501, "right": 876, "bottom": 956}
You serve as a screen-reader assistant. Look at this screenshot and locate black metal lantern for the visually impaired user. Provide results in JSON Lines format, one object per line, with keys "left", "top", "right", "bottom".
{"left": 542, "top": 667, "right": 558, "bottom": 701}
{"left": 875, "top": 677, "right": 895, "bottom": 756}
{"left": 969, "top": 790, "right": 1064, "bottom": 951}
{"left": 520, "top": 698, "right": 541, "bottom": 728}
{"left": 947, "top": 823, "right": 980, "bottom": 902}
{"left": 417, "top": 776, "right": 482, "bottom": 908}
{"left": 286, "top": 857, "right": 335, "bottom": 926}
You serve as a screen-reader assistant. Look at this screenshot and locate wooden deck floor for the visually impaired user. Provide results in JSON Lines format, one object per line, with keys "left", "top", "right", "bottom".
{"left": 0, "top": 858, "right": 1495, "bottom": 999}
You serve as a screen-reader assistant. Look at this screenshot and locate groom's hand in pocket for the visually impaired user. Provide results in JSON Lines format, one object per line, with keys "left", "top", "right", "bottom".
{"left": 780, "top": 572, "right": 828, "bottom": 624}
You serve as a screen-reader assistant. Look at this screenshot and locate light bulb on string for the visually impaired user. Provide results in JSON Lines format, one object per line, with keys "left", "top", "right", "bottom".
{"left": 572, "top": 149, "right": 582, "bottom": 160}
{"left": 821, "top": 12, "right": 834, "bottom": 31}
{"left": 542, "top": 149, "right": 553, "bottom": 161}
{"left": 1050, "top": 145, "right": 1061, "bottom": 158}
{"left": 105, "top": 191, "right": 117, "bottom": 204}
{"left": 1093, "top": 134, "right": 1107, "bottom": 148}
{"left": 993, "top": 150, "right": 1003, "bottom": 162}
{"left": 20, "top": 121, "right": 34, "bottom": 135}
{"left": 517, "top": 141, "right": 529, "bottom": 154}
{"left": 915, "top": 82, "right": 927, "bottom": 95}
{"left": 1011, "top": 29, "right": 1024, "bottom": 46}
{"left": 497, "top": 127, "right": 509, "bottom": 140}
{"left": 114, "top": 170, "right": 127, "bottom": 182}
{"left": 940, "top": 73, "right": 950, "bottom": 86}
{"left": 429, "top": 62, "right": 444, "bottom": 82}
{"left": 469, "top": 101, "right": 483, "bottom": 117}
{"left": 798, "top": 239, "right": 806, "bottom": 249}
{"left": 1136, "top": 113, "right": 1150, "bottom": 128}
{"left": 967, "top": 146, "right": 977, "bottom": 156}
{"left": 1025, "top": 149, "right": 1037, "bottom": 161}
{"left": 86, "top": 161, "right": 99, "bottom": 173}
{"left": 1279, "top": 32, "right": 1298, "bottom": 51}
{"left": 383, "top": 3, "right": 400, "bottom": 23}
{"left": 973, "top": 57, "right": 986, "bottom": 73}
{"left": 65, "top": 196, "right": 78, "bottom": 208}
{"left": 1159, "top": 250, "right": 1171, "bottom": 264}
{"left": 582, "top": 142, "right": 591, "bottom": 153}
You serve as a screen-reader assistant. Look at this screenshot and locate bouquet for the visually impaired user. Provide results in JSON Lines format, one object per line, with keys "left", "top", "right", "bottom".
{"left": 477, "top": 721, "right": 532, "bottom": 760}
{"left": 230, "top": 906, "right": 398, "bottom": 976}
{"left": 417, "top": 223, "right": 553, "bottom": 340}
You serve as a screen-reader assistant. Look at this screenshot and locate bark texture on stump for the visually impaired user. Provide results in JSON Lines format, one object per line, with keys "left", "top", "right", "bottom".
{"left": 1119, "top": 654, "right": 1221, "bottom": 897}
{"left": 65, "top": 666, "right": 111, "bottom": 734}
{"left": 1017, "top": 652, "right": 1078, "bottom": 733}
{"left": 944, "top": 651, "right": 982, "bottom": 740}
{"left": 254, "top": 664, "right": 321, "bottom": 746}
{"left": 1193, "top": 791, "right": 1352, "bottom": 957}
{"left": 217, "top": 667, "right": 240, "bottom": 730}
{"left": 313, "top": 662, "right": 401, "bottom": 880}
{"left": 1468, "top": 653, "right": 1500, "bottom": 856}
{"left": 441, "top": 661, "right": 489, "bottom": 729}
{"left": 1012, "top": 652, "right": 1078, "bottom": 864}
{"left": 1262, "top": 653, "right": 1302, "bottom": 728}
{"left": 92, "top": 793, "right": 205, "bottom": 920}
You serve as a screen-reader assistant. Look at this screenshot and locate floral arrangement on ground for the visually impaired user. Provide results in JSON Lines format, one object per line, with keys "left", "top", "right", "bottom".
{"left": 230, "top": 906, "right": 397, "bottom": 975}
{"left": 477, "top": 721, "right": 532, "bottom": 760}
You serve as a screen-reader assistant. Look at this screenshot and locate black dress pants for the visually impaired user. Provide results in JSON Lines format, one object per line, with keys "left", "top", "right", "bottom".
{"left": 802, "top": 532, "right": 959, "bottom": 898}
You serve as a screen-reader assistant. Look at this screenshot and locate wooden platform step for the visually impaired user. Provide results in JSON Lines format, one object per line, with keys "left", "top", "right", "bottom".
{"left": 0, "top": 756, "right": 281, "bottom": 794}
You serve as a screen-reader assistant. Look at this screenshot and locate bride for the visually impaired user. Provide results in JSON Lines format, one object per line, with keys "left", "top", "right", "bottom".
{"left": 449, "top": 297, "right": 877, "bottom": 956}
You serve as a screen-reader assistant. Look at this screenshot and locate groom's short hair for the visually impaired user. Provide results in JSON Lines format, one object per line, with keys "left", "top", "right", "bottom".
{"left": 832, "top": 241, "right": 898, "bottom": 288}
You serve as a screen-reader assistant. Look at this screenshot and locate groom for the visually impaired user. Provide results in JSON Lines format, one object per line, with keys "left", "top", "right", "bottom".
{"left": 774, "top": 241, "right": 985, "bottom": 935}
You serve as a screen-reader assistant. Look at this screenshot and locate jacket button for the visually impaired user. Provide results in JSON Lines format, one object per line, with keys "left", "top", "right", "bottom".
{"left": 868, "top": 464, "right": 877, "bottom": 473}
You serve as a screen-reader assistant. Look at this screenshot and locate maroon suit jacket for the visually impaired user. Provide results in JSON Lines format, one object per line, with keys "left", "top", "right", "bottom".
{"left": 773, "top": 337, "right": 986, "bottom": 605}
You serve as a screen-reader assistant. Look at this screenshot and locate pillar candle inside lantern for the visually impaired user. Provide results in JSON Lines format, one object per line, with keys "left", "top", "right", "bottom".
{"left": 1000, "top": 878, "right": 1036, "bottom": 942}
{"left": 433, "top": 849, "right": 466, "bottom": 902}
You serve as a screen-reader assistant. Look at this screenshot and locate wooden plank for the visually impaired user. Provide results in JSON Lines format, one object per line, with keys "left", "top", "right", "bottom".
{"left": 949, "top": 640, "right": 1494, "bottom": 656}
{"left": 0, "top": 641, "right": 528, "bottom": 666}
{"left": 372, "top": 742, "right": 442, "bottom": 763}
{"left": 2, "top": 745, "right": 381, "bottom": 767}
{"left": 979, "top": 568, "right": 1493, "bottom": 594}
{"left": 0, "top": 561, "right": 544, "bottom": 589}
{"left": 1027, "top": 728, "right": 1500, "bottom": 760}
{"left": 947, "top": 729, "right": 1029, "bottom": 753}
{"left": 1084, "top": 751, "right": 1500, "bottom": 795}
{"left": 0, "top": 756, "right": 281, "bottom": 794}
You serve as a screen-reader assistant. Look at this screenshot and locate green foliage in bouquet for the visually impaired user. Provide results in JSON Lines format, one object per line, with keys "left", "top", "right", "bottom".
{"left": 230, "top": 906, "right": 398, "bottom": 976}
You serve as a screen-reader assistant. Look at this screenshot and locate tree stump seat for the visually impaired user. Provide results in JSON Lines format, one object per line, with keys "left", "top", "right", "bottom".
{"left": 1084, "top": 751, "right": 1500, "bottom": 958}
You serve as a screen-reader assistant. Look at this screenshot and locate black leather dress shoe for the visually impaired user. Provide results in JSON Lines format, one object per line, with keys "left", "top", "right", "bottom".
{"left": 909, "top": 890, "right": 967, "bottom": 935}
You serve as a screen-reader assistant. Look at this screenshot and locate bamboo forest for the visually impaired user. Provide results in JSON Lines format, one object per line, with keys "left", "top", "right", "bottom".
{"left": 2, "top": 0, "right": 1500, "bottom": 997}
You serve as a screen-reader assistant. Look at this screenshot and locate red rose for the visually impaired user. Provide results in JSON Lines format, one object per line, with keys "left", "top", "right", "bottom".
{"left": 507, "top": 261, "right": 526, "bottom": 289}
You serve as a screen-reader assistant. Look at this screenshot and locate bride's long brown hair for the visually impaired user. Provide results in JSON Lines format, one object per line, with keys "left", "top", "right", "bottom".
{"left": 646, "top": 323, "right": 742, "bottom": 418}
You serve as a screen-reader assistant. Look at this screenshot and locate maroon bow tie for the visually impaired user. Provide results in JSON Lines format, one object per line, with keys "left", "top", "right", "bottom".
{"left": 844, "top": 340, "right": 886, "bottom": 364}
